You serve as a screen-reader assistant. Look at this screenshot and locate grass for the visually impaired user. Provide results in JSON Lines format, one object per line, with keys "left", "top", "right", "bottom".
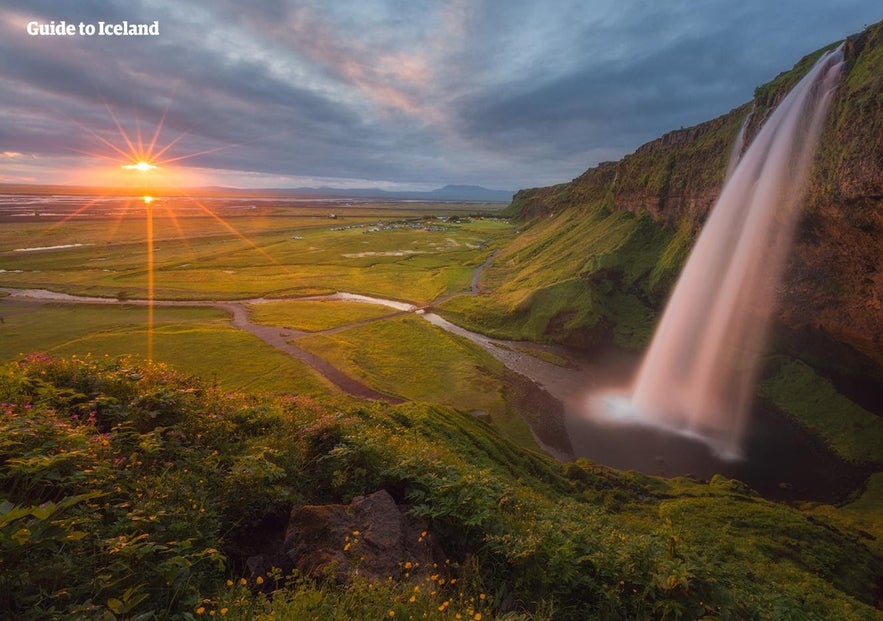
{"left": 0, "top": 302, "right": 332, "bottom": 395}
{"left": 1, "top": 355, "right": 880, "bottom": 621}
{"left": 295, "top": 315, "right": 540, "bottom": 449}
{"left": 0, "top": 213, "right": 514, "bottom": 304}
{"left": 759, "top": 358, "right": 883, "bottom": 464}
{"left": 436, "top": 206, "right": 672, "bottom": 348}
{"left": 247, "top": 299, "right": 398, "bottom": 331}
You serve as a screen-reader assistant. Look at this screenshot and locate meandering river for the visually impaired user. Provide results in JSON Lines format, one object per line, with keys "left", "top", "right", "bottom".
{"left": 0, "top": 284, "right": 867, "bottom": 501}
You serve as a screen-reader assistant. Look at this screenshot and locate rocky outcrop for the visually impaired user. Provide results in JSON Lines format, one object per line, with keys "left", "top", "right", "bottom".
{"left": 278, "top": 490, "right": 443, "bottom": 584}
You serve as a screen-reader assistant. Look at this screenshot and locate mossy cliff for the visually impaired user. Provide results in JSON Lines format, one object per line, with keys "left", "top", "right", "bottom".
{"left": 441, "top": 21, "right": 882, "bottom": 372}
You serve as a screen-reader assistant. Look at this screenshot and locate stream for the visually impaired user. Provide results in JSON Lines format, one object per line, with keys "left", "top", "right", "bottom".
{"left": 1, "top": 285, "right": 868, "bottom": 501}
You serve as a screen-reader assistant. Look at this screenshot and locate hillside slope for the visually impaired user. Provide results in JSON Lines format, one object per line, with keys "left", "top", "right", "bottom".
{"left": 2, "top": 355, "right": 881, "bottom": 619}
{"left": 439, "top": 21, "right": 882, "bottom": 373}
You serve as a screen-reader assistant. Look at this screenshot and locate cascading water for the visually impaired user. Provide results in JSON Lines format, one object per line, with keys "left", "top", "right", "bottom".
{"left": 600, "top": 47, "right": 845, "bottom": 459}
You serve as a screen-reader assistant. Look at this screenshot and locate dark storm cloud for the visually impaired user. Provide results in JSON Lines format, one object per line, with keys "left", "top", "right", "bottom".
{"left": 0, "top": 0, "right": 879, "bottom": 189}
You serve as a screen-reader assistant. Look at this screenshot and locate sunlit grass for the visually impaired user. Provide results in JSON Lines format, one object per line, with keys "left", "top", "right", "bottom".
{"left": 0, "top": 302, "right": 332, "bottom": 395}
{"left": 0, "top": 214, "right": 512, "bottom": 304}
{"left": 296, "top": 315, "right": 539, "bottom": 448}
{"left": 247, "top": 299, "right": 397, "bottom": 332}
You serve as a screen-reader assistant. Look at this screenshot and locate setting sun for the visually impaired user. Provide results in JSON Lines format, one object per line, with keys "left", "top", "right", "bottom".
{"left": 123, "top": 161, "right": 158, "bottom": 172}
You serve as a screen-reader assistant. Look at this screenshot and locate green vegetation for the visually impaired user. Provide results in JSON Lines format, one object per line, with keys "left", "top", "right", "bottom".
{"left": 0, "top": 302, "right": 332, "bottom": 395}
{"left": 438, "top": 208, "right": 669, "bottom": 348}
{"left": 1, "top": 356, "right": 880, "bottom": 620}
{"left": 0, "top": 214, "right": 513, "bottom": 304}
{"left": 296, "top": 315, "right": 538, "bottom": 449}
{"left": 760, "top": 358, "right": 883, "bottom": 464}
{"left": 247, "top": 299, "right": 398, "bottom": 332}
{"left": 809, "top": 473, "right": 883, "bottom": 556}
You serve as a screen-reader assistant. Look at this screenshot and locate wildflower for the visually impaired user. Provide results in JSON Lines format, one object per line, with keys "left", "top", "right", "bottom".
{"left": 388, "top": 611, "right": 395, "bottom": 618}
{"left": 353, "top": 530, "right": 361, "bottom": 536}
{"left": 226, "top": 580, "right": 233, "bottom": 587}
{"left": 343, "top": 543, "right": 351, "bottom": 552}
{"left": 474, "top": 614, "right": 482, "bottom": 621}
{"left": 479, "top": 594, "right": 486, "bottom": 600}
{"left": 240, "top": 578, "right": 247, "bottom": 585}
{"left": 404, "top": 561, "right": 413, "bottom": 569}
{"left": 409, "top": 596, "right": 416, "bottom": 603}
{"left": 196, "top": 607, "right": 205, "bottom": 615}
{"left": 220, "top": 609, "right": 228, "bottom": 616}
{"left": 256, "top": 576, "right": 264, "bottom": 585}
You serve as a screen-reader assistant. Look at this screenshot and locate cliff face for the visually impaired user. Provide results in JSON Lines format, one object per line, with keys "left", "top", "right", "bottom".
{"left": 500, "top": 21, "right": 883, "bottom": 366}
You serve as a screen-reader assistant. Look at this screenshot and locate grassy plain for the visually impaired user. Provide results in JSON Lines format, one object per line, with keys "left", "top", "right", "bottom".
{"left": 0, "top": 199, "right": 525, "bottom": 441}
{"left": 0, "top": 301, "right": 331, "bottom": 395}
{"left": 295, "top": 314, "right": 540, "bottom": 448}
{"left": 0, "top": 206, "right": 512, "bottom": 304}
{"left": 247, "top": 299, "right": 398, "bottom": 332}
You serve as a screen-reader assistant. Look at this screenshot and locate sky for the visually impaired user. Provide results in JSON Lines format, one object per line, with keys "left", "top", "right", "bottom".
{"left": 0, "top": 1, "right": 879, "bottom": 192}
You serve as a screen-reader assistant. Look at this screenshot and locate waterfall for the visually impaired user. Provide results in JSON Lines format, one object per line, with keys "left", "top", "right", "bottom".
{"left": 724, "top": 105, "right": 753, "bottom": 182}
{"left": 623, "top": 47, "right": 844, "bottom": 458}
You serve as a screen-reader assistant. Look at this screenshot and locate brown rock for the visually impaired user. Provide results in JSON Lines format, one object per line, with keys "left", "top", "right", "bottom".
{"left": 284, "top": 490, "right": 443, "bottom": 583}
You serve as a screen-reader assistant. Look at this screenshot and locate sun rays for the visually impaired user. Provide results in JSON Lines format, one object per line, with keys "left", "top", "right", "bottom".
{"left": 48, "top": 105, "right": 292, "bottom": 362}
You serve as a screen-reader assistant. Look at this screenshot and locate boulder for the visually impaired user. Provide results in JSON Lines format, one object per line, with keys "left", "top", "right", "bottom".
{"left": 283, "top": 490, "right": 443, "bottom": 583}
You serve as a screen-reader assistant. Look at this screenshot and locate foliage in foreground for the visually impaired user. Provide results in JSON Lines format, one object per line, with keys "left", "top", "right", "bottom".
{"left": 0, "top": 355, "right": 881, "bottom": 620}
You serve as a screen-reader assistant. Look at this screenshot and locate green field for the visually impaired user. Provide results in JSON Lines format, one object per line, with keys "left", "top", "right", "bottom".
{"left": 247, "top": 299, "right": 399, "bottom": 331}
{"left": 0, "top": 211, "right": 513, "bottom": 304}
{"left": 0, "top": 301, "right": 332, "bottom": 395}
{"left": 295, "top": 314, "right": 541, "bottom": 448}
{"left": 0, "top": 204, "right": 524, "bottom": 439}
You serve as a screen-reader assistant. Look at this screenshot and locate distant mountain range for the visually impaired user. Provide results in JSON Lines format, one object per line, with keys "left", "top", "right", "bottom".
{"left": 0, "top": 183, "right": 514, "bottom": 203}
{"left": 267, "top": 184, "right": 515, "bottom": 202}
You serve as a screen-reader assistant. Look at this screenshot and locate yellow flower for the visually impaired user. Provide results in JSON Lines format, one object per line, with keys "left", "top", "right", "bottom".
{"left": 220, "top": 609, "right": 228, "bottom": 616}
{"left": 479, "top": 593, "right": 486, "bottom": 600}
{"left": 256, "top": 576, "right": 264, "bottom": 585}
{"left": 474, "top": 614, "right": 482, "bottom": 621}
{"left": 353, "top": 530, "right": 361, "bottom": 536}
{"left": 409, "top": 595, "right": 416, "bottom": 603}
{"left": 196, "top": 607, "right": 205, "bottom": 615}
{"left": 240, "top": 578, "right": 247, "bottom": 585}
{"left": 226, "top": 579, "right": 233, "bottom": 587}
{"left": 343, "top": 543, "right": 351, "bottom": 552}
{"left": 388, "top": 611, "right": 396, "bottom": 618}
{"left": 404, "top": 561, "right": 413, "bottom": 569}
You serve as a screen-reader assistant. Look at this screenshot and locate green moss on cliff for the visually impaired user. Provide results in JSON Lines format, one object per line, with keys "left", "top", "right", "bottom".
{"left": 759, "top": 358, "right": 883, "bottom": 465}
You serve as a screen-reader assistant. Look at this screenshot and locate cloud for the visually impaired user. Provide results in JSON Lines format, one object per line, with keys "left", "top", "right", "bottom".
{"left": 0, "top": 0, "right": 879, "bottom": 190}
